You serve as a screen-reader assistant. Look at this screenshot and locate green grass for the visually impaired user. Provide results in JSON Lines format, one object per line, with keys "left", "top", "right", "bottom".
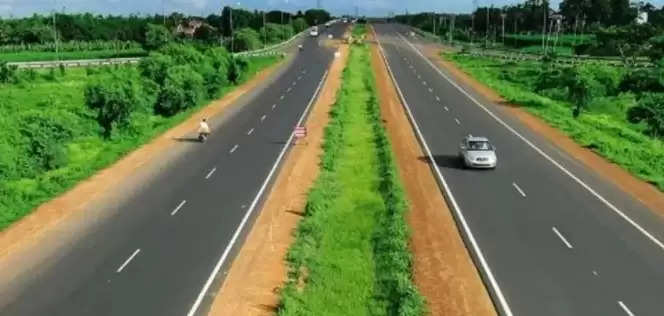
{"left": 279, "top": 31, "right": 423, "bottom": 316}
{"left": 0, "top": 49, "right": 147, "bottom": 63}
{"left": 0, "top": 55, "right": 280, "bottom": 230}
{"left": 446, "top": 52, "right": 664, "bottom": 190}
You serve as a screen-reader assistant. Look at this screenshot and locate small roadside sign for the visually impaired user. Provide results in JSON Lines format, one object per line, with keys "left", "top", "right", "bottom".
{"left": 295, "top": 126, "right": 307, "bottom": 138}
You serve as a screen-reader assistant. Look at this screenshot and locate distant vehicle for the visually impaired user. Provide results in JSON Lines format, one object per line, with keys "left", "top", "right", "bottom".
{"left": 458, "top": 135, "right": 497, "bottom": 169}
{"left": 310, "top": 26, "right": 319, "bottom": 37}
{"left": 342, "top": 18, "right": 348, "bottom": 23}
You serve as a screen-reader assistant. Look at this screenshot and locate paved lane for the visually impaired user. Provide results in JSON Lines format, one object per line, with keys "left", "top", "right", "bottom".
{"left": 374, "top": 23, "right": 664, "bottom": 316}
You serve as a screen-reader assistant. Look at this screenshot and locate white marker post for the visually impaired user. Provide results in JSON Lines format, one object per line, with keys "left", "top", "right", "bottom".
{"left": 294, "top": 125, "right": 307, "bottom": 145}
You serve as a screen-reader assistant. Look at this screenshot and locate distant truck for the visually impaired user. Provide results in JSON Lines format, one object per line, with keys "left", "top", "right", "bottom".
{"left": 310, "top": 26, "right": 319, "bottom": 37}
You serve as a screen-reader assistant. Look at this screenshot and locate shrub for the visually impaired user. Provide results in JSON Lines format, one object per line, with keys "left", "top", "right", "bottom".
{"left": 85, "top": 71, "right": 146, "bottom": 137}
{"left": 0, "top": 61, "right": 18, "bottom": 83}
{"left": 144, "top": 24, "right": 173, "bottom": 50}
{"left": 232, "top": 28, "right": 261, "bottom": 52}
{"left": 628, "top": 93, "right": 664, "bottom": 137}
{"left": 619, "top": 69, "right": 664, "bottom": 94}
{"left": 227, "top": 56, "right": 249, "bottom": 84}
{"left": 158, "top": 43, "right": 205, "bottom": 65}
{"left": 139, "top": 52, "right": 175, "bottom": 85}
{"left": 155, "top": 65, "right": 205, "bottom": 116}
{"left": 17, "top": 110, "right": 75, "bottom": 174}
{"left": 292, "top": 17, "right": 309, "bottom": 33}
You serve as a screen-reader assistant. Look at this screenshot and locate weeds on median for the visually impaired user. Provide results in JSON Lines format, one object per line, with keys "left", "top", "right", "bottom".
{"left": 279, "top": 27, "right": 423, "bottom": 316}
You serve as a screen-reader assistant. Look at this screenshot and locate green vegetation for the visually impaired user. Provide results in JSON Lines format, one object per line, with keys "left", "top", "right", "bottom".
{"left": 0, "top": 49, "right": 147, "bottom": 63}
{"left": 0, "top": 46, "right": 280, "bottom": 230}
{"left": 447, "top": 52, "right": 664, "bottom": 190}
{"left": 279, "top": 27, "right": 423, "bottom": 316}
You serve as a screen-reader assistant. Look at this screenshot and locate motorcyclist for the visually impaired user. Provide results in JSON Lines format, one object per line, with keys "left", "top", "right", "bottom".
{"left": 198, "top": 118, "right": 210, "bottom": 140}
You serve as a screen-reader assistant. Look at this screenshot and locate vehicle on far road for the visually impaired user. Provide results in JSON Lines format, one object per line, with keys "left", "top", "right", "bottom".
{"left": 458, "top": 135, "right": 497, "bottom": 169}
{"left": 310, "top": 26, "right": 319, "bottom": 37}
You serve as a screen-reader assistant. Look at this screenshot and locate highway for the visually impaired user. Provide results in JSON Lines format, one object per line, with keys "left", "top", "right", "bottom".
{"left": 374, "top": 23, "right": 664, "bottom": 316}
{"left": 1, "top": 23, "right": 347, "bottom": 316}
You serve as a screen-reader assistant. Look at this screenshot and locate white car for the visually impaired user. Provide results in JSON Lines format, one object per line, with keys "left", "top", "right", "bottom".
{"left": 458, "top": 135, "right": 497, "bottom": 169}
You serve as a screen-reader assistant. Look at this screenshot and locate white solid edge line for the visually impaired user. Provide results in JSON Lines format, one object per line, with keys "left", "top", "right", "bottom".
{"left": 247, "top": 128, "right": 254, "bottom": 135}
{"left": 552, "top": 227, "right": 574, "bottom": 249}
{"left": 229, "top": 144, "right": 238, "bottom": 154}
{"left": 374, "top": 28, "right": 514, "bottom": 316}
{"left": 205, "top": 167, "right": 217, "bottom": 179}
{"left": 171, "top": 200, "right": 187, "bottom": 216}
{"left": 618, "top": 301, "right": 636, "bottom": 316}
{"left": 116, "top": 249, "right": 140, "bottom": 273}
{"left": 186, "top": 69, "right": 329, "bottom": 316}
{"left": 397, "top": 32, "right": 664, "bottom": 252}
{"left": 512, "top": 182, "right": 527, "bottom": 197}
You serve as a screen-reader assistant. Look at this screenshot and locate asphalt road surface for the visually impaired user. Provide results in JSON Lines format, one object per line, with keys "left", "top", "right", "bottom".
{"left": 374, "top": 23, "right": 664, "bottom": 316}
{"left": 2, "top": 23, "right": 347, "bottom": 316}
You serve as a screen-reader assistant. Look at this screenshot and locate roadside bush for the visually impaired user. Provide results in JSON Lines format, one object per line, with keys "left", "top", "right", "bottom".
{"left": 17, "top": 110, "right": 75, "bottom": 175}
{"left": 158, "top": 43, "right": 205, "bottom": 66}
{"left": 139, "top": 52, "right": 175, "bottom": 85}
{"left": 227, "top": 56, "right": 250, "bottom": 84}
{"left": 144, "top": 24, "right": 173, "bottom": 51}
{"left": 628, "top": 93, "right": 664, "bottom": 137}
{"left": 619, "top": 69, "right": 664, "bottom": 94}
{"left": 292, "top": 17, "right": 309, "bottom": 33}
{"left": 232, "top": 28, "right": 261, "bottom": 52}
{"left": 85, "top": 71, "right": 147, "bottom": 137}
{"left": 0, "top": 61, "right": 18, "bottom": 83}
{"left": 156, "top": 65, "right": 205, "bottom": 116}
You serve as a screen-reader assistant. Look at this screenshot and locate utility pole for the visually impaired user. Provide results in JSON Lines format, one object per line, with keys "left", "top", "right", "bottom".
{"left": 162, "top": 0, "right": 166, "bottom": 25}
{"left": 52, "top": 0, "right": 59, "bottom": 62}
{"left": 501, "top": 12, "right": 506, "bottom": 46}
{"left": 432, "top": 12, "right": 436, "bottom": 35}
{"left": 263, "top": 11, "right": 267, "bottom": 48}
{"left": 471, "top": 0, "right": 478, "bottom": 46}
{"left": 230, "top": 4, "right": 234, "bottom": 52}
{"left": 449, "top": 14, "right": 455, "bottom": 44}
{"left": 485, "top": 5, "right": 489, "bottom": 48}
{"left": 541, "top": 0, "right": 547, "bottom": 54}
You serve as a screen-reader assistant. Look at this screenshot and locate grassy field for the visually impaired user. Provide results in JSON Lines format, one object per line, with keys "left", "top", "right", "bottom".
{"left": 0, "top": 56, "right": 279, "bottom": 230}
{"left": 279, "top": 26, "right": 423, "bottom": 316}
{"left": 446, "top": 53, "right": 664, "bottom": 191}
{"left": 0, "top": 49, "right": 148, "bottom": 63}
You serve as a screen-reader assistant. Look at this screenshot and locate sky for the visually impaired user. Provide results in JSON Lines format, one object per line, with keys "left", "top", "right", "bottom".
{"left": 0, "top": 0, "right": 662, "bottom": 18}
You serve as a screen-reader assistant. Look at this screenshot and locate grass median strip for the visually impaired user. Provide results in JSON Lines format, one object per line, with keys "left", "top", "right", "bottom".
{"left": 279, "top": 26, "right": 424, "bottom": 316}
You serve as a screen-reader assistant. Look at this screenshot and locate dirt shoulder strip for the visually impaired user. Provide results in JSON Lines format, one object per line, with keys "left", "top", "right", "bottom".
{"left": 206, "top": 43, "right": 349, "bottom": 315}
{"left": 369, "top": 27, "right": 497, "bottom": 316}
{"left": 422, "top": 45, "right": 664, "bottom": 216}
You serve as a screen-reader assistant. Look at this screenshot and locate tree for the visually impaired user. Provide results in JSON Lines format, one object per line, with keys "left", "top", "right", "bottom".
{"left": 628, "top": 93, "right": 664, "bottom": 137}
{"left": 304, "top": 9, "right": 331, "bottom": 26}
{"left": 193, "top": 24, "right": 219, "bottom": 43}
{"left": 292, "top": 17, "right": 309, "bottom": 33}
{"left": 156, "top": 65, "right": 205, "bottom": 116}
{"left": 564, "top": 68, "right": 593, "bottom": 117}
{"left": 85, "top": 71, "right": 145, "bottom": 137}
{"left": 144, "top": 23, "right": 172, "bottom": 50}
{"left": 232, "top": 27, "right": 261, "bottom": 52}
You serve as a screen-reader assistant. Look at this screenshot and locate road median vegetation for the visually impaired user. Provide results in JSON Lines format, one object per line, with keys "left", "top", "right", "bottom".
{"left": 279, "top": 25, "right": 424, "bottom": 316}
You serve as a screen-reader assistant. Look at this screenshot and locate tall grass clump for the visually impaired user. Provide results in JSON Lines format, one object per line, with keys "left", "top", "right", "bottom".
{"left": 279, "top": 27, "right": 423, "bottom": 316}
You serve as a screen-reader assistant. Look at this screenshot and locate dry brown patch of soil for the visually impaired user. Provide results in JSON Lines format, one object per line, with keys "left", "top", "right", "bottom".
{"left": 369, "top": 28, "right": 497, "bottom": 316}
{"left": 0, "top": 60, "right": 284, "bottom": 264}
{"left": 422, "top": 45, "right": 664, "bottom": 215}
{"left": 207, "top": 45, "right": 349, "bottom": 316}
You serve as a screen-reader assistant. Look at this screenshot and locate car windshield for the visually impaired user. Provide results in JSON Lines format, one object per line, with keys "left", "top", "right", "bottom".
{"left": 467, "top": 141, "right": 492, "bottom": 151}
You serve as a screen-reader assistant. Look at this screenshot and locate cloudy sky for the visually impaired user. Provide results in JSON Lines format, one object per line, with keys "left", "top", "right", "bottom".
{"left": 0, "top": 0, "right": 661, "bottom": 18}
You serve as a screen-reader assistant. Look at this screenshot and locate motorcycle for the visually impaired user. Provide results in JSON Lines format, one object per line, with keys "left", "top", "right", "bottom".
{"left": 198, "top": 132, "right": 209, "bottom": 143}
{"left": 298, "top": 44, "right": 303, "bottom": 51}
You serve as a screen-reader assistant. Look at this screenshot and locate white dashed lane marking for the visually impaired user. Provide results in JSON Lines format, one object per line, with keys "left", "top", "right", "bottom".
{"left": 116, "top": 249, "right": 141, "bottom": 273}
{"left": 171, "top": 200, "right": 187, "bottom": 216}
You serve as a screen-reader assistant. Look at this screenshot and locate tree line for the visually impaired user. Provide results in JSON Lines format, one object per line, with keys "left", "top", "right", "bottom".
{"left": 0, "top": 8, "right": 331, "bottom": 51}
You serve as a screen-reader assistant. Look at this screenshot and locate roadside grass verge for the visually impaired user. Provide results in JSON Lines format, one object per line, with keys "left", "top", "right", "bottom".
{"left": 279, "top": 30, "right": 423, "bottom": 315}
{"left": 0, "top": 55, "right": 280, "bottom": 230}
{"left": 0, "top": 49, "right": 148, "bottom": 63}
{"left": 446, "top": 53, "right": 664, "bottom": 190}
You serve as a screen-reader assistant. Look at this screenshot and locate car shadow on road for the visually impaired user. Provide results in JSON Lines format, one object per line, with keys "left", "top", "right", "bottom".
{"left": 173, "top": 136, "right": 201, "bottom": 143}
{"left": 417, "top": 154, "right": 464, "bottom": 169}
